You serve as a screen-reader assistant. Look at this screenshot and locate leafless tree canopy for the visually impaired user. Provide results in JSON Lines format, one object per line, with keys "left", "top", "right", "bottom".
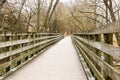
{"left": 0, "top": 0, "right": 120, "bottom": 33}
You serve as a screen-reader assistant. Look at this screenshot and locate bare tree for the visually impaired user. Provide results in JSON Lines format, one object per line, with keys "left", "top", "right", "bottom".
{"left": 43, "top": 0, "right": 54, "bottom": 31}
{"left": 103, "top": 0, "right": 116, "bottom": 22}
{"left": 0, "top": 0, "right": 6, "bottom": 9}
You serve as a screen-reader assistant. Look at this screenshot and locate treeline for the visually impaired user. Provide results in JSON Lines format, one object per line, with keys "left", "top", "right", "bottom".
{"left": 67, "top": 0, "right": 120, "bottom": 32}
{"left": 0, "top": 0, "right": 60, "bottom": 33}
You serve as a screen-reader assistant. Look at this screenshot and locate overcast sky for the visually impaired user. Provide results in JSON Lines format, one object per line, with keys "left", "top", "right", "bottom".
{"left": 60, "top": 0, "right": 74, "bottom": 3}
{"left": 8, "top": 0, "right": 74, "bottom": 3}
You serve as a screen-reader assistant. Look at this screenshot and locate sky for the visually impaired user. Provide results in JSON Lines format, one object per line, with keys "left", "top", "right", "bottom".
{"left": 60, "top": 0, "right": 74, "bottom": 3}
{"left": 8, "top": 0, "right": 74, "bottom": 4}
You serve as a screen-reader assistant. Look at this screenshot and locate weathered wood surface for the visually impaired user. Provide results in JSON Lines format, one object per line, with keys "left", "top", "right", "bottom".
{"left": 0, "top": 33, "right": 63, "bottom": 79}
{"left": 0, "top": 38, "right": 58, "bottom": 59}
{"left": 73, "top": 37, "right": 120, "bottom": 80}
{"left": 0, "top": 33, "right": 61, "bottom": 36}
{"left": 0, "top": 36, "right": 57, "bottom": 48}
{"left": 0, "top": 39, "right": 59, "bottom": 71}
{"left": 73, "top": 21, "right": 120, "bottom": 35}
{"left": 73, "top": 38, "right": 105, "bottom": 80}
{"left": 74, "top": 36, "right": 120, "bottom": 60}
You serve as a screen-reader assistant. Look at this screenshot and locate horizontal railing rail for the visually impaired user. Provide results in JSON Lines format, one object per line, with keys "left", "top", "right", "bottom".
{"left": 72, "top": 23, "right": 120, "bottom": 80}
{"left": 73, "top": 39, "right": 104, "bottom": 80}
{"left": 74, "top": 20, "right": 120, "bottom": 35}
{"left": 74, "top": 36, "right": 120, "bottom": 60}
{"left": 72, "top": 39, "right": 96, "bottom": 80}
{"left": 0, "top": 32, "right": 63, "bottom": 79}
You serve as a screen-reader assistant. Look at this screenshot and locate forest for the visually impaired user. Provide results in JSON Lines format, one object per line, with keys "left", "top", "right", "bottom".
{"left": 0, "top": 0, "right": 120, "bottom": 33}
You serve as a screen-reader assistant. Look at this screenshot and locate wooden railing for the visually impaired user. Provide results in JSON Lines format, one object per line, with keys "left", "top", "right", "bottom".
{"left": 0, "top": 32, "right": 63, "bottom": 79}
{"left": 72, "top": 22, "right": 120, "bottom": 80}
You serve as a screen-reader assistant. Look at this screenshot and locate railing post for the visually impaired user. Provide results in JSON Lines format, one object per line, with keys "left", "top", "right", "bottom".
{"left": 0, "top": 32, "right": 62, "bottom": 79}
{"left": 104, "top": 34, "right": 113, "bottom": 80}
{"left": 93, "top": 35, "right": 100, "bottom": 80}
{"left": 112, "top": 33, "right": 119, "bottom": 47}
{"left": 9, "top": 33, "right": 12, "bottom": 71}
{"left": 100, "top": 34, "right": 106, "bottom": 79}
{"left": 19, "top": 33, "right": 22, "bottom": 64}
{"left": 27, "top": 33, "right": 31, "bottom": 58}
{"left": 104, "top": 34, "right": 113, "bottom": 66}
{"left": 21, "top": 33, "right": 25, "bottom": 64}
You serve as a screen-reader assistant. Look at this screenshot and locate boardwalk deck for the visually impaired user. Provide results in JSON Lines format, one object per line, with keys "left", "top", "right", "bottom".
{"left": 5, "top": 36, "right": 87, "bottom": 80}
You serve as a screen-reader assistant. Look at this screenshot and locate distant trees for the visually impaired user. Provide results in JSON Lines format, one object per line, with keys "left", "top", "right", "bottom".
{"left": 0, "top": 0, "right": 29, "bottom": 32}
{"left": 50, "top": 2, "right": 72, "bottom": 33}
{"left": 42, "top": 0, "right": 60, "bottom": 32}
{"left": 1, "top": 0, "right": 120, "bottom": 33}
{"left": 0, "top": 0, "right": 61, "bottom": 33}
{"left": 0, "top": 0, "right": 6, "bottom": 9}
{"left": 66, "top": 0, "right": 120, "bottom": 32}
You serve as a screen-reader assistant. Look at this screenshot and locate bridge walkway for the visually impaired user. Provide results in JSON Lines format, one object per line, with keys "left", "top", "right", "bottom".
{"left": 5, "top": 36, "right": 87, "bottom": 80}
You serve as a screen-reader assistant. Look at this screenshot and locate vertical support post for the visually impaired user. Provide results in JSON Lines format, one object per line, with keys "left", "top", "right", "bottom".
{"left": 104, "top": 34, "right": 113, "bottom": 80}
{"left": 104, "top": 34, "right": 113, "bottom": 66}
{"left": 112, "top": 33, "right": 119, "bottom": 67}
{"left": 100, "top": 34, "right": 105, "bottom": 77}
{"left": 27, "top": 33, "right": 31, "bottom": 58}
{"left": 33, "top": 33, "right": 36, "bottom": 55}
{"left": 20, "top": 33, "right": 24, "bottom": 63}
{"left": 9, "top": 33, "right": 12, "bottom": 70}
{"left": 112, "top": 33, "right": 119, "bottom": 47}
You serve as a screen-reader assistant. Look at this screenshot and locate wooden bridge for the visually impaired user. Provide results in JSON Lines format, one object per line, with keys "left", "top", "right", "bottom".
{"left": 0, "top": 21, "right": 120, "bottom": 80}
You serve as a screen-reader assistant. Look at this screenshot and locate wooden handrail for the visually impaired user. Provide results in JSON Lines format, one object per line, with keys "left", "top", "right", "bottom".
{"left": 0, "top": 32, "right": 63, "bottom": 79}
{"left": 74, "top": 36, "right": 120, "bottom": 60}
{"left": 72, "top": 27, "right": 120, "bottom": 80}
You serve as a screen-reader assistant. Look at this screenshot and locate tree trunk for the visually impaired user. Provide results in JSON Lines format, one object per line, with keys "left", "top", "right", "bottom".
{"left": 37, "top": 0, "right": 41, "bottom": 32}
{"left": 43, "top": 0, "right": 54, "bottom": 30}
